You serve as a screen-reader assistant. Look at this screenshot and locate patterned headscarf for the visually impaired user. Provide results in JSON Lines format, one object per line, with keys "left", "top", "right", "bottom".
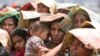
{"left": 0, "top": 7, "right": 20, "bottom": 25}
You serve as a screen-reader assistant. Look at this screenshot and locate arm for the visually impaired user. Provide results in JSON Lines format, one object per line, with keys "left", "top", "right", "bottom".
{"left": 42, "top": 43, "right": 63, "bottom": 56}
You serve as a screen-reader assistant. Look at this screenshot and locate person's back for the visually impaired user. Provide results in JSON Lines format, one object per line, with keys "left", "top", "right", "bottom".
{"left": 25, "top": 21, "right": 49, "bottom": 56}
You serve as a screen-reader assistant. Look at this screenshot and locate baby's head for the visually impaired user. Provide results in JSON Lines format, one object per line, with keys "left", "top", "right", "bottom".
{"left": 30, "top": 21, "right": 49, "bottom": 41}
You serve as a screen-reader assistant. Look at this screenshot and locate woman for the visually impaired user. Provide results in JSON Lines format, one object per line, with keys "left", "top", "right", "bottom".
{"left": 62, "top": 28, "right": 100, "bottom": 56}
{"left": 37, "top": 0, "right": 56, "bottom": 14}
{"left": 59, "top": 5, "right": 100, "bottom": 33}
{"left": 0, "top": 7, "right": 19, "bottom": 34}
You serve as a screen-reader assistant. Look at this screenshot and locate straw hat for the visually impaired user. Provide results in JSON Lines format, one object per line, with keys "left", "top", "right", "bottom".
{"left": 0, "top": 7, "right": 19, "bottom": 25}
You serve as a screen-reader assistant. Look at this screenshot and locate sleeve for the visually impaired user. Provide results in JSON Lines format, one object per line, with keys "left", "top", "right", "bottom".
{"left": 25, "top": 36, "right": 44, "bottom": 56}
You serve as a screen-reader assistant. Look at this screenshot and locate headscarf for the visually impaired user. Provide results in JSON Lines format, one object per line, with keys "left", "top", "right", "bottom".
{"left": 80, "top": 21, "right": 100, "bottom": 31}
{"left": 37, "top": 0, "right": 57, "bottom": 14}
{"left": 56, "top": 3, "right": 78, "bottom": 10}
{"left": 0, "top": 7, "right": 20, "bottom": 25}
{"left": 0, "top": 29, "right": 10, "bottom": 48}
{"left": 59, "top": 5, "right": 100, "bottom": 32}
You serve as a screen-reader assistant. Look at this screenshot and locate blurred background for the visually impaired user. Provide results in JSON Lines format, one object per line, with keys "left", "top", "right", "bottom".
{"left": 0, "top": 0, "right": 100, "bottom": 14}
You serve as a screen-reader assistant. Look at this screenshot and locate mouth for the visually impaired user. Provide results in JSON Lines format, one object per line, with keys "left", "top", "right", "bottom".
{"left": 70, "top": 52, "right": 78, "bottom": 56}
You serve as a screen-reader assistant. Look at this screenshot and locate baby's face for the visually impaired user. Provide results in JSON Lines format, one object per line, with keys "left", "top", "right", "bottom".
{"left": 40, "top": 29, "right": 49, "bottom": 41}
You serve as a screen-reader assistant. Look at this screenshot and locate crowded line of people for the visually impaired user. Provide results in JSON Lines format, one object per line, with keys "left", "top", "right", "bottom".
{"left": 0, "top": 0, "right": 100, "bottom": 56}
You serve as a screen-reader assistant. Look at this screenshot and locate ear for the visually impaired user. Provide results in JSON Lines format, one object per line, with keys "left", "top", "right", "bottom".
{"left": 39, "top": 29, "right": 44, "bottom": 35}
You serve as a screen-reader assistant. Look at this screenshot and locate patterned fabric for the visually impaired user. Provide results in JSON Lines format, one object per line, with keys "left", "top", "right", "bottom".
{"left": 0, "top": 7, "right": 19, "bottom": 25}
{"left": 25, "top": 36, "right": 45, "bottom": 56}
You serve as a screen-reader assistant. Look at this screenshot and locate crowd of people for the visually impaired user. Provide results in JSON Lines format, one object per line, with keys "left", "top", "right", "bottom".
{"left": 0, "top": 0, "right": 100, "bottom": 56}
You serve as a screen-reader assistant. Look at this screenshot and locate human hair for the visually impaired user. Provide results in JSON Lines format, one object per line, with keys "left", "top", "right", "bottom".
{"left": 50, "top": 17, "right": 65, "bottom": 32}
{"left": 11, "top": 28, "right": 28, "bottom": 42}
{"left": 10, "top": 28, "right": 28, "bottom": 51}
{"left": 0, "top": 42, "right": 3, "bottom": 47}
{"left": 30, "top": 21, "right": 49, "bottom": 34}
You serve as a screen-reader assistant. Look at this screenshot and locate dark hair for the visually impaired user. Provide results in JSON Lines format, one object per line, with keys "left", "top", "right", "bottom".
{"left": 10, "top": 28, "right": 28, "bottom": 51}
{"left": 11, "top": 28, "right": 28, "bottom": 42}
{"left": 2, "top": 16, "right": 18, "bottom": 27}
{"left": 0, "top": 47, "right": 9, "bottom": 56}
{"left": 0, "top": 42, "right": 3, "bottom": 47}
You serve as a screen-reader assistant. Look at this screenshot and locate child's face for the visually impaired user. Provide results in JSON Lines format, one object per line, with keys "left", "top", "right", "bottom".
{"left": 39, "top": 29, "right": 49, "bottom": 41}
{"left": 12, "top": 35, "right": 26, "bottom": 51}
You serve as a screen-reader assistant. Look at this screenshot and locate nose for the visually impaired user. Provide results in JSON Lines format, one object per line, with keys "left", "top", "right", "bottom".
{"left": 5, "top": 25, "right": 9, "bottom": 29}
{"left": 54, "top": 30, "right": 58, "bottom": 36}
{"left": 77, "top": 21, "right": 82, "bottom": 27}
{"left": 15, "top": 43, "right": 19, "bottom": 49}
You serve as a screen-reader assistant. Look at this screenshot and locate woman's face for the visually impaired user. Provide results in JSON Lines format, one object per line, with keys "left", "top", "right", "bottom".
{"left": 12, "top": 35, "right": 26, "bottom": 51}
{"left": 73, "top": 13, "right": 90, "bottom": 28}
{"left": 69, "top": 38, "right": 92, "bottom": 56}
{"left": 2, "top": 18, "right": 16, "bottom": 34}
{"left": 37, "top": 3, "right": 50, "bottom": 13}
{"left": 50, "top": 21, "right": 65, "bottom": 44}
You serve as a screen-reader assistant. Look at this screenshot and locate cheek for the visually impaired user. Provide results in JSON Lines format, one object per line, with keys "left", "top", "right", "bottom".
{"left": 20, "top": 41, "right": 26, "bottom": 47}
{"left": 77, "top": 47, "right": 89, "bottom": 55}
{"left": 50, "top": 30, "right": 54, "bottom": 35}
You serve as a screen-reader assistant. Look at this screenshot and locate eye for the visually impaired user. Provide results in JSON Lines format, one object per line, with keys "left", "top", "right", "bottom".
{"left": 79, "top": 43, "right": 85, "bottom": 48}
{"left": 58, "top": 29, "right": 64, "bottom": 32}
{"left": 17, "top": 40, "right": 22, "bottom": 43}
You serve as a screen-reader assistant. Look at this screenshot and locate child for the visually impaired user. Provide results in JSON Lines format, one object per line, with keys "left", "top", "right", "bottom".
{"left": 10, "top": 28, "right": 28, "bottom": 56}
{"left": 25, "top": 21, "right": 49, "bottom": 56}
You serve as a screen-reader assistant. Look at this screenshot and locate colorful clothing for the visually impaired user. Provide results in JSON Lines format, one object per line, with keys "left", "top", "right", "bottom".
{"left": 25, "top": 36, "right": 45, "bottom": 56}
{"left": 0, "top": 7, "right": 19, "bottom": 25}
{"left": 10, "top": 48, "right": 25, "bottom": 56}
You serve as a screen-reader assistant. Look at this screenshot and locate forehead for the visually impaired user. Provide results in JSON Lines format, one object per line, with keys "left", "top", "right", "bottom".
{"left": 51, "top": 21, "right": 61, "bottom": 28}
{"left": 12, "top": 35, "right": 23, "bottom": 42}
{"left": 4, "top": 18, "right": 14, "bottom": 23}
{"left": 74, "top": 13, "right": 87, "bottom": 18}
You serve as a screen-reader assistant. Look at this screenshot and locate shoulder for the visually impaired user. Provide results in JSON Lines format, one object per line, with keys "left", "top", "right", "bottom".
{"left": 26, "top": 36, "right": 44, "bottom": 46}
